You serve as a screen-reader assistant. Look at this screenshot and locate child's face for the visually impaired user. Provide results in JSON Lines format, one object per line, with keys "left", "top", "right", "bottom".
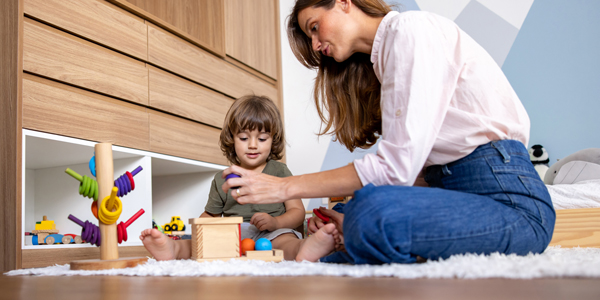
{"left": 234, "top": 129, "right": 273, "bottom": 170}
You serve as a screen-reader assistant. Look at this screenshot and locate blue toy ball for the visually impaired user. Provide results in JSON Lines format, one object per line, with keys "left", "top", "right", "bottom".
{"left": 255, "top": 238, "right": 272, "bottom": 251}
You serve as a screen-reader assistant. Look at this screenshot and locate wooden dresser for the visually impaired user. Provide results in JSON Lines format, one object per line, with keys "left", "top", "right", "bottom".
{"left": 1, "top": 0, "right": 283, "bottom": 271}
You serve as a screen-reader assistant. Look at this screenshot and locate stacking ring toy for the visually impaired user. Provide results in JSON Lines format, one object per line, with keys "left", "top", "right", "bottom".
{"left": 225, "top": 173, "right": 241, "bottom": 189}
{"left": 91, "top": 201, "right": 99, "bottom": 220}
{"left": 117, "top": 209, "right": 145, "bottom": 244}
{"left": 65, "top": 168, "right": 98, "bottom": 201}
{"left": 312, "top": 208, "right": 330, "bottom": 222}
{"left": 68, "top": 214, "right": 101, "bottom": 246}
{"left": 114, "top": 166, "right": 142, "bottom": 197}
{"left": 98, "top": 187, "right": 123, "bottom": 225}
{"left": 89, "top": 155, "right": 96, "bottom": 177}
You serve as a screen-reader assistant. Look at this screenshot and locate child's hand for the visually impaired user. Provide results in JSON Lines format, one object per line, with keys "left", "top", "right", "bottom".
{"left": 250, "top": 212, "right": 278, "bottom": 232}
{"left": 307, "top": 216, "right": 326, "bottom": 235}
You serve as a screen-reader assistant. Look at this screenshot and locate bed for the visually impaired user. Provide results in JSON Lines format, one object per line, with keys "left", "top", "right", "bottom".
{"left": 547, "top": 179, "right": 600, "bottom": 248}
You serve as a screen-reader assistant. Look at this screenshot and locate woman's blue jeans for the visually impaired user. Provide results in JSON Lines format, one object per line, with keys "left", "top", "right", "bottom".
{"left": 321, "top": 140, "right": 555, "bottom": 264}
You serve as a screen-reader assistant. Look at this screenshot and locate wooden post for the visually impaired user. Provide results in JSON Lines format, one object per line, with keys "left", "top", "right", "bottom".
{"left": 70, "top": 143, "right": 147, "bottom": 270}
{"left": 95, "top": 143, "right": 119, "bottom": 260}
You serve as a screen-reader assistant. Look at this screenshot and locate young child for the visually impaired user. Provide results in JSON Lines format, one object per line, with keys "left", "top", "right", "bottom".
{"left": 140, "top": 95, "right": 306, "bottom": 261}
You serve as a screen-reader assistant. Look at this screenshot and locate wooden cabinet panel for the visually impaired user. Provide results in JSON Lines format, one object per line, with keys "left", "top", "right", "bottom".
{"left": 24, "top": 0, "right": 147, "bottom": 60}
{"left": 23, "top": 18, "right": 149, "bottom": 105}
{"left": 147, "top": 24, "right": 279, "bottom": 103}
{"left": 22, "top": 74, "right": 150, "bottom": 150}
{"left": 149, "top": 66, "right": 234, "bottom": 129}
{"left": 225, "top": 0, "right": 278, "bottom": 79}
{"left": 122, "top": 0, "right": 225, "bottom": 56}
{"left": 149, "top": 111, "right": 227, "bottom": 166}
{"left": 1, "top": 0, "right": 23, "bottom": 273}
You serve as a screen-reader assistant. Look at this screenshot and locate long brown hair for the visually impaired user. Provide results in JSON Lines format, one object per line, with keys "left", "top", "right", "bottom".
{"left": 287, "top": 0, "right": 391, "bottom": 151}
{"left": 220, "top": 95, "right": 285, "bottom": 165}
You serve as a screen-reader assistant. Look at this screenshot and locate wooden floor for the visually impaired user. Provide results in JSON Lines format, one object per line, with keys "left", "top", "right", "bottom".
{"left": 1, "top": 275, "right": 600, "bottom": 300}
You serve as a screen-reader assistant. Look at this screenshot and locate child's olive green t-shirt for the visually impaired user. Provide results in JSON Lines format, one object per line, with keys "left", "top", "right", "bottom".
{"left": 204, "top": 160, "right": 292, "bottom": 222}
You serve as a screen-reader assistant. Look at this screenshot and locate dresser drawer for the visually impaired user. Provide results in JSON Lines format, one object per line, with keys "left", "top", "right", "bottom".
{"left": 24, "top": 0, "right": 147, "bottom": 60}
{"left": 22, "top": 74, "right": 150, "bottom": 150}
{"left": 149, "top": 111, "right": 227, "bottom": 165}
{"left": 23, "top": 18, "right": 149, "bottom": 105}
{"left": 147, "top": 23, "right": 278, "bottom": 102}
{"left": 149, "top": 66, "right": 234, "bottom": 129}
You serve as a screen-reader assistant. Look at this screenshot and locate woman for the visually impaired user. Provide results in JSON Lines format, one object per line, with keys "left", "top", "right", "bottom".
{"left": 223, "top": 0, "right": 555, "bottom": 264}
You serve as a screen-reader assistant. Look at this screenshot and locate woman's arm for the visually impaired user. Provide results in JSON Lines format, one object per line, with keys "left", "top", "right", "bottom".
{"left": 223, "top": 163, "right": 363, "bottom": 204}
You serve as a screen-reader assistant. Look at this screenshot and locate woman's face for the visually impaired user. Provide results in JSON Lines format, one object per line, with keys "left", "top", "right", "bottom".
{"left": 298, "top": 1, "right": 355, "bottom": 62}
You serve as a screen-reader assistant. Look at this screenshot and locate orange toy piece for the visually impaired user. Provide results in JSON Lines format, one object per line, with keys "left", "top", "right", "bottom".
{"left": 91, "top": 201, "right": 98, "bottom": 219}
{"left": 241, "top": 238, "right": 255, "bottom": 255}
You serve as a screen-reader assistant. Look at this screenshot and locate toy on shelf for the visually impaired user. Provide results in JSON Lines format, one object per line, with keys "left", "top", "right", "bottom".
{"left": 188, "top": 217, "right": 283, "bottom": 263}
{"left": 116, "top": 209, "right": 145, "bottom": 244}
{"left": 65, "top": 168, "right": 99, "bottom": 201}
{"left": 63, "top": 234, "right": 83, "bottom": 244}
{"left": 65, "top": 165, "right": 143, "bottom": 201}
{"left": 152, "top": 219, "right": 164, "bottom": 233}
{"left": 89, "top": 155, "right": 96, "bottom": 177}
{"left": 29, "top": 215, "right": 58, "bottom": 245}
{"left": 35, "top": 215, "right": 57, "bottom": 231}
{"left": 114, "top": 166, "right": 142, "bottom": 197}
{"left": 163, "top": 216, "right": 186, "bottom": 233}
{"left": 66, "top": 143, "right": 147, "bottom": 270}
{"left": 68, "top": 214, "right": 101, "bottom": 246}
{"left": 28, "top": 216, "right": 83, "bottom": 245}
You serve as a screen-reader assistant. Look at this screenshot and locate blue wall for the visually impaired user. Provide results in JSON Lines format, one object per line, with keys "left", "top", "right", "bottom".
{"left": 305, "top": 0, "right": 600, "bottom": 209}
{"left": 502, "top": 0, "right": 600, "bottom": 163}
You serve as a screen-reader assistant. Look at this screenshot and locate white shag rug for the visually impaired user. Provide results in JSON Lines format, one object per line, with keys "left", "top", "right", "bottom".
{"left": 6, "top": 246, "right": 600, "bottom": 279}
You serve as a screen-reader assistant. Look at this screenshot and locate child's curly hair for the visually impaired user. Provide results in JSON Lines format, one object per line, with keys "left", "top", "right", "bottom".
{"left": 220, "top": 95, "right": 285, "bottom": 165}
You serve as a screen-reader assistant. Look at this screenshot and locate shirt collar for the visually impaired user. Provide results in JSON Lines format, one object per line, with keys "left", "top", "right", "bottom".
{"left": 371, "top": 11, "right": 400, "bottom": 64}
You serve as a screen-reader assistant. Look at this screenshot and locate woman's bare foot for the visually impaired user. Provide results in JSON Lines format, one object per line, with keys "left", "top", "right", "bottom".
{"left": 139, "top": 228, "right": 177, "bottom": 261}
{"left": 295, "top": 223, "right": 337, "bottom": 262}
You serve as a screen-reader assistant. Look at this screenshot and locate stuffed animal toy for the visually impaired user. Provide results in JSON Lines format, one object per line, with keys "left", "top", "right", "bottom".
{"left": 529, "top": 144, "right": 549, "bottom": 180}
{"left": 544, "top": 148, "right": 600, "bottom": 185}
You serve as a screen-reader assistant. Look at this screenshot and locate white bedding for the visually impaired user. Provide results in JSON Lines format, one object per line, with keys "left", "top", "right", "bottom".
{"left": 547, "top": 179, "right": 600, "bottom": 210}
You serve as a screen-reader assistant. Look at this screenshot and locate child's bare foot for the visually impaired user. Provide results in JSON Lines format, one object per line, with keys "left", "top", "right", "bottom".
{"left": 295, "top": 223, "right": 337, "bottom": 262}
{"left": 140, "top": 228, "right": 176, "bottom": 261}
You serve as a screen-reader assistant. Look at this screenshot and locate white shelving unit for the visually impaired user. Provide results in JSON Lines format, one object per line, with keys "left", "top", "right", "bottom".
{"left": 22, "top": 129, "right": 226, "bottom": 249}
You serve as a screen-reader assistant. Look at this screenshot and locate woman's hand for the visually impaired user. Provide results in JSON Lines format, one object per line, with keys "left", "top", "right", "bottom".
{"left": 250, "top": 213, "right": 278, "bottom": 232}
{"left": 318, "top": 207, "right": 344, "bottom": 235}
{"left": 222, "top": 165, "right": 290, "bottom": 204}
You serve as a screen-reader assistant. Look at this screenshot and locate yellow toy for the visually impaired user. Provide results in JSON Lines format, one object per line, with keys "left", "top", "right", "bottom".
{"left": 163, "top": 216, "right": 185, "bottom": 233}
{"left": 35, "top": 215, "right": 57, "bottom": 231}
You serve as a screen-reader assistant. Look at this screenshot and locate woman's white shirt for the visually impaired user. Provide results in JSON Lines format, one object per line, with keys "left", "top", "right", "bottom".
{"left": 353, "top": 11, "right": 530, "bottom": 187}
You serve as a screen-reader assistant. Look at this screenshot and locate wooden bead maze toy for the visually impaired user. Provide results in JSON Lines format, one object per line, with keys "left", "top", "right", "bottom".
{"left": 189, "top": 217, "right": 283, "bottom": 262}
{"left": 66, "top": 143, "right": 147, "bottom": 270}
